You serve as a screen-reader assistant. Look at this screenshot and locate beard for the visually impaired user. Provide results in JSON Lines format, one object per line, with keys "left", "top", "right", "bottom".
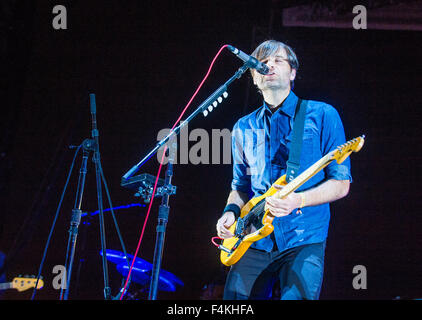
{"left": 260, "top": 78, "right": 290, "bottom": 92}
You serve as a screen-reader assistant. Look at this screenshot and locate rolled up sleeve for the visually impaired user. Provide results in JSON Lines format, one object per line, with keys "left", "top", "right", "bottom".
{"left": 231, "top": 121, "right": 252, "bottom": 193}
{"left": 321, "top": 105, "right": 353, "bottom": 182}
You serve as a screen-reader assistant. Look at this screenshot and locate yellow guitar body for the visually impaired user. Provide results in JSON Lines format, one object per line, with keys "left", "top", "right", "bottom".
{"left": 220, "top": 175, "right": 288, "bottom": 266}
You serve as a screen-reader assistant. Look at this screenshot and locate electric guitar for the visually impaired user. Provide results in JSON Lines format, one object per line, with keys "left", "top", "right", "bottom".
{"left": 218, "top": 135, "right": 365, "bottom": 266}
{"left": 0, "top": 276, "right": 44, "bottom": 292}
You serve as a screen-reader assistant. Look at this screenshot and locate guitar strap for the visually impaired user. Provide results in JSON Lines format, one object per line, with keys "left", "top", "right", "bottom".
{"left": 286, "top": 98, "right": 308, "bottom": 182}
{"left": 270, "top": 98, "right": 307, "bottom": 251}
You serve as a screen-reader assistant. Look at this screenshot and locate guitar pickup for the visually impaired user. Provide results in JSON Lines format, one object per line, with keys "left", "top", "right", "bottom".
{"left": 234, "top": 218, "right": 245, "bottom": 237}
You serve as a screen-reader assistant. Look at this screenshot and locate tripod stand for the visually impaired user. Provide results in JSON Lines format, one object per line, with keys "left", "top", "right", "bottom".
{"left": 31, "top": 94, "right": 131, "bottom": 300}
{"left": 60, "top": 94, "right": 112, "bottom": 299}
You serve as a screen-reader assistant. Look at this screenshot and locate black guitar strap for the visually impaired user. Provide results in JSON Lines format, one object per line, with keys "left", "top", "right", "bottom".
{"left": 286, "top": 98, "right": 308, "bottom": 182}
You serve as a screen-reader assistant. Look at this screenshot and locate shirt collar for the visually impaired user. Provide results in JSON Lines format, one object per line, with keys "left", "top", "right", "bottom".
{"left": 257, "top": 91, "right": 299, "bottom": 119}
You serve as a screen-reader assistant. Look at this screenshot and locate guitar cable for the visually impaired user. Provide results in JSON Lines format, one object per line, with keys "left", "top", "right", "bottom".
{"left": 119, "top": 44, "right": 230, "bottom": 299}
{"left": 211, "top": 236, "right": 230, "bottom": 253}
{"left": 211, "top": 236, "right": 223, "bottom": 247}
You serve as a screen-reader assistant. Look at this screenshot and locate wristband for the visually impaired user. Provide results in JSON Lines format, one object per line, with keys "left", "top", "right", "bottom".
{"left": 222, "top": 203, "right": 241, "bottom": 220}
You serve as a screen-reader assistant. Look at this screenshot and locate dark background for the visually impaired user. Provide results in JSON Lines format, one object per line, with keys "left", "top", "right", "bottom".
{"left": 0, "top": 0, "right": 421, "bottom": 300}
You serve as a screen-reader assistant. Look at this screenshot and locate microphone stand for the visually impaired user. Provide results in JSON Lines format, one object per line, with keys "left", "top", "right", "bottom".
{"left": 122, "top": 62, "right": 249, "bottom": 181}
{"left": 122, "top": 62, "right": 250, "bottom": 300}
{"left": 89, "top": 93, "right": 112, "bottom": 300}
{"left": 62, "top": 94, "right": 111, "bottom": 300}
{"left": 148, "top": 142, "right": 176, "bottom": 300}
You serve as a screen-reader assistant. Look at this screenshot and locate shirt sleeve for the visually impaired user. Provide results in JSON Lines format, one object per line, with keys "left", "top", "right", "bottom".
{"left": 231, "top": 120, "right": 252, "bottom": 193}
{"left": 320, "top": 105, "right": 353, "bottom": 182}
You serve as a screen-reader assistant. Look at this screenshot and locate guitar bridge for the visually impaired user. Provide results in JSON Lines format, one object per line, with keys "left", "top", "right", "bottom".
{"left": 218, "top": 237, "right": 243, "bottom": 257}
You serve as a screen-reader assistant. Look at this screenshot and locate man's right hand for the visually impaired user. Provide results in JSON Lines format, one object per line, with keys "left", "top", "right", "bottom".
{"left": 216, "top": 212, "right": 236, "bottom": 239}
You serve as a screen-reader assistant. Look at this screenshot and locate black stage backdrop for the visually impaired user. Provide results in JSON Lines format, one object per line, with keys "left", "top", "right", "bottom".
{"left": 0, "top": 0, "right": 421, "bottom": 301}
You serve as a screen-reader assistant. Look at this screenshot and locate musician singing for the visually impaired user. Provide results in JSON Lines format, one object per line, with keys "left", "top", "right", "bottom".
{"left": 216, "top": 40, "right": 351, "bottom": 300}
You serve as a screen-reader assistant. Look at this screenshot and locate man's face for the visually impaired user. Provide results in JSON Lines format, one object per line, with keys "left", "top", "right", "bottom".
{"left": 252, "top": 48, "right": 296, "bottom": 93}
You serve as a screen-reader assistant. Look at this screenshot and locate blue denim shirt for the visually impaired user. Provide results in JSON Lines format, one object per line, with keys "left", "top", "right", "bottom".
{"left": 231, "top": 91, "right": 352, "bottom": 252}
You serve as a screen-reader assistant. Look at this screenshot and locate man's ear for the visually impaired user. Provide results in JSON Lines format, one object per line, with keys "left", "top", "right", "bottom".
{"left": 290, "top": 68, "right": 297, "bottom": 81}
{"left": 252, "top": 70, "right": 258, "bottom": 85}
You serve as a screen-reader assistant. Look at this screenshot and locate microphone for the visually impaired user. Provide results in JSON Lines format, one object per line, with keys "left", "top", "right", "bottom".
{"left": 89, "top": 93, "right": 96, "bottom": 114}
{"left": 227, "top": 45, "right": 269, "bottom": 75}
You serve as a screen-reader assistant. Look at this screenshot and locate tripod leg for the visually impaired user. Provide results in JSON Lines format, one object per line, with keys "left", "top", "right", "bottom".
{"left": 63, "top": 209, "right": 82, "bottom": 300}
{"left": 62, "top": 147, "right": 89, "bottom": 300}
{"left": 94, "top": 158, "right": 111, "bottom": 300}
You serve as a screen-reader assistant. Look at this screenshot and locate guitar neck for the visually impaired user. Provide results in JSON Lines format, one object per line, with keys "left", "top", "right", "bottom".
{"left": 0, "top": 282, "right": 12, "bottom": 290}
{"left": 277, "top": 152, "right": 334, "bottom": 198}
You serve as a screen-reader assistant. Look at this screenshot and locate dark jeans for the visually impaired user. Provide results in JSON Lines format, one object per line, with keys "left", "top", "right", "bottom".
{"left": 223, "top": 242, "right": 326, "bottom": 300}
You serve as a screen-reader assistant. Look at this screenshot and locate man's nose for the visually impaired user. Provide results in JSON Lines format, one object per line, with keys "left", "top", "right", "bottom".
{"left": 266, "top": 59, "right": 276, "bottom": 69}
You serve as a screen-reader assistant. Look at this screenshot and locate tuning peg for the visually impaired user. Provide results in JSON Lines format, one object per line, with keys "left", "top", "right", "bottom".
{"left": 203, "top": 110, "right": 208, "bottom": 117}
{"left": 223, "top": 91, "right": 228, "bottom": 98}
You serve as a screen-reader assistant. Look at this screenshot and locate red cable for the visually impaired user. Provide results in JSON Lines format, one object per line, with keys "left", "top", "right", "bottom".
{"left": 211, "top": 236, "right": 223, "bottom": 247}
{"left": 120, "top": 44, "right": 229, "bottom": 299}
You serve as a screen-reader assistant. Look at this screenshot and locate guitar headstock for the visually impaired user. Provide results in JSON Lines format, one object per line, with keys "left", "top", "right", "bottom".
{"left": 12, "top": 276, "right": 44, "bottom": 292}
{"left": 332, "top": 135, "right": 365, "bottom": 164}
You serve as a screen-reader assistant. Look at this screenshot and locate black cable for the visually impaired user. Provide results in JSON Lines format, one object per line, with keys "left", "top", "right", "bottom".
{"left": 31, "top": 143, "right": 82, "bottom": 300}
{"left": 99, "top": 162, "right": 132, "bottom": 299}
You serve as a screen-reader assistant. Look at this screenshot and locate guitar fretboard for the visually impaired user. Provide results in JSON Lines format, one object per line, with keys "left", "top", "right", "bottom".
{"left": 276, "top": 152, "right": 334, "bottom": 198}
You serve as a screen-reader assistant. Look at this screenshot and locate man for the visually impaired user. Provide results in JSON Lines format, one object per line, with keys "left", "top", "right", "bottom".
{"left": 216, "top": 40, "right": 351, "bottom": 300}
